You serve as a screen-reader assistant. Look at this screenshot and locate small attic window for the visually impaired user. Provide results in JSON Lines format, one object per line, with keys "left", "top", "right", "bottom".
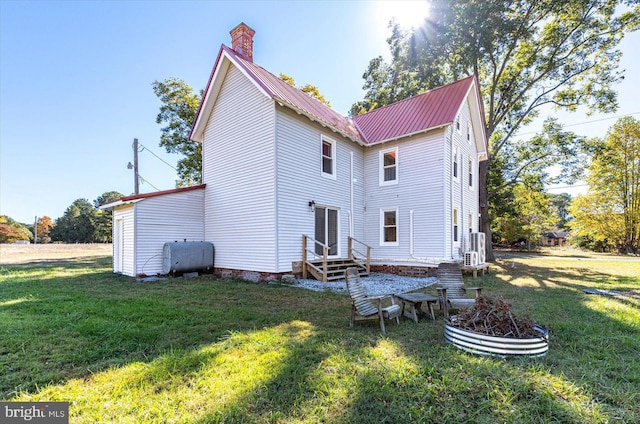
{"left": 456, "top": 115, "right": 461, "bottom": 132}
{"left": 467, "top": 122, "right": 471, "bottom": 142}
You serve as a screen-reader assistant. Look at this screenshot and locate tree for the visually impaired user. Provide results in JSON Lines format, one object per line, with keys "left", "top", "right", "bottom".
{"left": 493, "top": 182, "right": 557, "bottom": 248}
{"left": 279, "top": 73, "right": 332, "bottom": 107}
{"left": 152, "top": 78, "right": 202, "bottom": 186}
{"left": 35, "top": 216, "right": 54, "bottom": 243}
{"left": 352, "top": 1, "right": 639, "bottom": 260}
{"left": 50, "top": 199, "right": 99, "bottom": 243}
{"left": 570, "top": 117, "right": 640, "bottom": 253}
{"left": 94, "top": 191, "right": 124, "bottom": 243}
{"left": 549, "top": 193, "right": 573, "bottom": 231}
{"left": 0, "top": 216, "right": 32, "bottom": 243}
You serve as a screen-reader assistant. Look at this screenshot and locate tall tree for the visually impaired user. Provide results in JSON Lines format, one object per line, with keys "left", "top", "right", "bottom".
{"left": 94, "top": 191, "right": 124, "bottom": 243}
{"left": 152, "top": 78, "right": 202, "bottom": 186}
{"left": 50, "top": 199, "right": 99, "bottom": 243}
{"left": 35, "top": 216, "right": 54, "bottom": 243}
{"left": 352, "top": 1, "right": 639, "bottom": 260}
{"left": 570, "top": 117, "right": 640, "bottom": 253}
{"left": 549, "top": 193, "right": 573, "bottom": 231}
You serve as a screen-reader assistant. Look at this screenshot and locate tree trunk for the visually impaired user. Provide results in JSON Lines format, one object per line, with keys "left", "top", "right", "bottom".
{"left": 479, "top": 158, "right": 495, "bottom": 261}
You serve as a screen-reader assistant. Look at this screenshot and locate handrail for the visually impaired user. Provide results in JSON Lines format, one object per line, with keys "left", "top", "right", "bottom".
{"left": 302, "top": 234, "right": 329, "bottom": 281}
{"left": 348, "top": 236, "right": 371, "bottom": 274}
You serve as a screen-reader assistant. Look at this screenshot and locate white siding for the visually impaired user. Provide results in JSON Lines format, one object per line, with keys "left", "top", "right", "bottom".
{"left": 449, "top": 99, "right": 480, "bottom": 258}
{"left": 275, "top": 108, "right": 365, "bottom": 271}
{"left": 364, "top": 130, "right": 448, "bottom": 261}
{"left": 202, "top": 65, "right": 277, "bottom": 272}
{"left": 134, "top": 189, "right": 205, "bottom": 276}
{"left": 113, "top": 205, "right": 135, "bottom": 276}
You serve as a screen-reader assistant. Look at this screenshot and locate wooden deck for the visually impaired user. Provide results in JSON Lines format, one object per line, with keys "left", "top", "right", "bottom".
{"left": 461, "top": 263, "right": 490, "bottom": 278}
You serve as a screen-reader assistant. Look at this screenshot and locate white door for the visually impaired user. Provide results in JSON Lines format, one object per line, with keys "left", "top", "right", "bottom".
{"left": 114, "top": 218, "right": 124, "bottom": 273}
{"left": 315, "top": 206, "right": 339, "bottom": 256}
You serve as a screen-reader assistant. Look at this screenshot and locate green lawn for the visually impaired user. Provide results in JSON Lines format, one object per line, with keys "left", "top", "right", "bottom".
{"left": 1, "top": 254, "right": 638, "bottom": 423}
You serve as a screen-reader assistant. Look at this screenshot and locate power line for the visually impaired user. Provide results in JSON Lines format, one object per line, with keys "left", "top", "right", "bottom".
{"left": 517, "top": 111, "right": 640, "bottom": 137}
{"left": 546, "top": 183, "right": 588, "bottom": 191}
{"left": 138, "top": 174, "right": 159, "bottom": 191}
{"left": 137, "top": 142, "right": 177, "bottom": 171}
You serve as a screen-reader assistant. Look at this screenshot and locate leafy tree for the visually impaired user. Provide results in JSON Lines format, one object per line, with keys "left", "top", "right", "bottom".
{"left": 50, "top": 199, "right": 99, "bottom": 243}
{"left": 94, "top": 191, "right": 124, "bottom": 243}
{"left": 152, "top": 78, "right": 202, "bottom": 186}
{"left": 35, "top": 216, "right": 54, "bottom": 243}
{"left": 352, "top": 1, "right": 639, "bottom": 260}
{"left": 493, "top": 182, "right": 557, "bottom": 248}
{"left": 279, "top": 73, "right": 332, "bottom": 107}
{"left": 549, "top": 193, "right": 573, "bottom": 231}
{"left": 570, "top": 117, "right": 640, "bottom": 253}
{"left": 0, "top": 216, "right": 33, "bottom": 243}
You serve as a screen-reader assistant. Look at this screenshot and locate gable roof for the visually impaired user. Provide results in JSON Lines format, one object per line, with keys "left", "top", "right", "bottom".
{"left": 353, "top": 76, "right": 475, "bottom": 144}
{"left": 190, "top": 44, "right": 488, "bottom": 156}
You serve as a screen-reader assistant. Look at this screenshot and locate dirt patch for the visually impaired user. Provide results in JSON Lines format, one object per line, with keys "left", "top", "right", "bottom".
{"left": 0, "top": 244, "right": 112, "bottom": 265}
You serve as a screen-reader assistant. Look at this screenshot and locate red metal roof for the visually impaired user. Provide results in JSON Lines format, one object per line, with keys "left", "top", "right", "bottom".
{"left": 353, "top": 76, "right": 476, "bottom": 144}
{"left": 192, "top": 44, "right": 480, "bottom": 146}
{"left": 119, "top": 184, "right": 206, "bottom": 202}
{"left": 223, "top": 46, "right": 363, "bottom": 142}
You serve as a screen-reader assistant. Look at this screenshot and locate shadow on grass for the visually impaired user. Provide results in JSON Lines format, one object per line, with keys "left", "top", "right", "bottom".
{"left": 1, "top": 256, "right": 639, "bottom": 422}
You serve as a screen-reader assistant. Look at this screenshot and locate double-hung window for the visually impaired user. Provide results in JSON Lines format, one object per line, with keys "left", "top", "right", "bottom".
{"left": 321, "top": 137, "right": 336, "bottom": 179}
{"left": 453, "top": 145, "right": 459, "bottom": 180}
{"left": 380, "top": 208, "right": 399, "bottom": 246}
{"left": 379, "top": 147, "right": 398, "bottom": 185}
{"left": 453, "top": 208, "right": 459, "bottom": 243}
{"left": 468, "top": 157, "right": 473, "bottom": 188}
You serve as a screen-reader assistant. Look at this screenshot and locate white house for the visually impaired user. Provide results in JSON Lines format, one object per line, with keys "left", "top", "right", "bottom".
{"left": 106, "top": 23, "right": 488, "bottom": 280}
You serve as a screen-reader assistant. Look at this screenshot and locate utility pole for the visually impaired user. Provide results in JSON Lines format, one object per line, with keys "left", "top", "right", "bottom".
{"left": 127, "top": 138, "right": 141, "bottom": 195}
{"left": 34, "top": 216, "right": 37, "bottom": 244}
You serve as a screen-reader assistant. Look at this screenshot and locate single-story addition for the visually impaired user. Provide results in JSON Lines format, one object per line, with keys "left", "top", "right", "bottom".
{"left": 104, "top": 23, "right": 489, "bottom": 281}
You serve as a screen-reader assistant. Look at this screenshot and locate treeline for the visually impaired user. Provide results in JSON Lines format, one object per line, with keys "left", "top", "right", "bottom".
{"left": 0, "top": 191, "right": 123, "bottom": 244}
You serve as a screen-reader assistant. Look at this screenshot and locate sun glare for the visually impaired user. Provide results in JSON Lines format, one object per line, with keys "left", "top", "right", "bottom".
{"left": 375, "top": 0, "right": 431, "bottom": 30}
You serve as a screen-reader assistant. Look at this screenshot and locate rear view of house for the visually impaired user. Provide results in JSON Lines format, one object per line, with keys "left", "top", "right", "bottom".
{"left": 106, "top": 23, "right": 488, "bottom": 280}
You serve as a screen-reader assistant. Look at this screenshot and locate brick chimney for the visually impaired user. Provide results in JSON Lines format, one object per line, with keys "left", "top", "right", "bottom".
{"left": 230, "top": 23, "right": 255, "bottom": 62}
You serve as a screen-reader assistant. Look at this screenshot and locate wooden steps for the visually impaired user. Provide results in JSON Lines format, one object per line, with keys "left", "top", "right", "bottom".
{"left": 307, "top": 258, "right": 369, "bottom": 282}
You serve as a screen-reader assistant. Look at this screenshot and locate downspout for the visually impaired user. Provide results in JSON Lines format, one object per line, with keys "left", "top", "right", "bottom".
{"left": 449, "top": 126, "right": 454, "bottom": 260}
{"left": 410, "top": 209, "right": 414, "bottom": 257}
{"left": 350, "top": 151, "right": 354, "bottom": 237}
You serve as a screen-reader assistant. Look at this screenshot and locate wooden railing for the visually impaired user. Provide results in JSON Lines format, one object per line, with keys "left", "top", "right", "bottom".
{"left": 302, "top": 234, "right": 329, "bottom": 281}
{"left": 348, "top": 236, "right": 371, "bottom": 275}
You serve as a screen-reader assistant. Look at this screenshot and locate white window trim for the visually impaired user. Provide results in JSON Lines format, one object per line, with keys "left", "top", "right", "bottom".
{"left": 467, "top": 122, "right": 472, "bottom": 143}
{"left": 468, "top": 157, "right": 474, "bottom": 189}
{"left": 453, "top": 145, "right": 460, "bottom": 181}
{"left": 380, "top": 208, "right": 399, "bottom": 246}
{"left": 453, "top": 207, "right": 459, "bottom": 245}
{"left": 456, "top": 115, "right": 461, "bottom": 133}
{"left": 379, "top": 146, "right": 398, "bottom": 186}
{"left": 320, "top": 136, "right": 336, "bottom": 180}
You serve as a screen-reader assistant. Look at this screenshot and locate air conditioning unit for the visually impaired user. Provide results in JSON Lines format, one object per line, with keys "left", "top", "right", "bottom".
{"left": 464, "top": 251, "right": 478, "bottom": 266}
{"left": 470, "top": 233, "right": 486, "bottom": 264}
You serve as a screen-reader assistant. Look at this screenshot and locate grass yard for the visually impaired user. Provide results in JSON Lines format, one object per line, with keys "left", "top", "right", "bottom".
{"left": 0, "top": 248, "right": 638, "bottom": 423}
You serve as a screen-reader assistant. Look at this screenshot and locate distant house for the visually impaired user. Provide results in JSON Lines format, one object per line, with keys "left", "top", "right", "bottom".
{"left": 541, "top": 231, "right": 568, "bottom": 247}
{"left": 104, "top": 23, "right": 488, "bottom": 280}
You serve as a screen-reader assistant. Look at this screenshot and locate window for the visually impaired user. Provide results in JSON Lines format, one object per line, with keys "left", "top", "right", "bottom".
{"left": 321, "top": 137, "right": 336, "bottom": 178}
{"left": 468, "top": 157, "right": 473, "bottom": 188}
{"left": 468, "top": 211, "right": 473, "bottom": 235}
{"left": 379, "top": 147, "right": 398, "bottom": 185}
{"left": 453, "top": 145, "right": 459, "bottom": 179}
{"left": 467, "top": 123, "right": 471, "bottom": 142}
{"left": 456, "top": 115, "right": 461, "bottom": 132}
{"left": 380, "top": 208, "right": 399, "bottom": 246}
{"left": 453, "top": 208, "right": 459, "bottom": 243}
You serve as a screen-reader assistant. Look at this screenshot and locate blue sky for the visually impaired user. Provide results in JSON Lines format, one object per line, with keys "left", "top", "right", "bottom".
{"left": 1, "top": 1, "right": 639, "bottom": 224}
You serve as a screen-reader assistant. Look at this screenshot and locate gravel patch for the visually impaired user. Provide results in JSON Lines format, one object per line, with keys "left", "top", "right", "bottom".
{"left": 288, "top": 272, "right": 437, "bottom": 295}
